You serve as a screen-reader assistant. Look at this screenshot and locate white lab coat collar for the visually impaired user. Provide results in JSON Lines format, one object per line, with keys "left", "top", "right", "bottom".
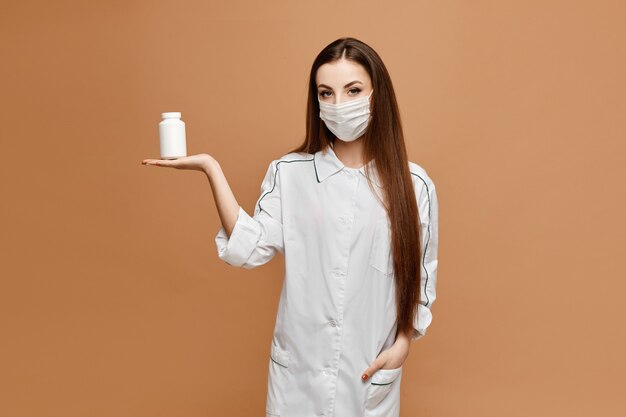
{"left": 313, "top": 142, "right": 383, "bottom": 188}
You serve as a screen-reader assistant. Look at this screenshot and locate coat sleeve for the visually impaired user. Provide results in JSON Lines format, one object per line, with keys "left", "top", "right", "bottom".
{"left": 412, "top": 177, "right": 439, "bottom": 341}
{"left": 214, "top": 160, "right": 284, "bottom": 269}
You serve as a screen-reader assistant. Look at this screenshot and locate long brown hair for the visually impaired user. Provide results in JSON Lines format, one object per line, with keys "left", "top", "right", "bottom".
{"left": 287, "top": 37, "right": 422, "bottom": 339}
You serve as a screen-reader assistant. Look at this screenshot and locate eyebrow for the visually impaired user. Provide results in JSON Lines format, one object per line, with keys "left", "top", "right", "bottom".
{"left": 317, "top": 80, "right": 363, "bottom": 90}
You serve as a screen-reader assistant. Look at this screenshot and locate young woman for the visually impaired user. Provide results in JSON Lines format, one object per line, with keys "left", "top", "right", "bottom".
{"left": 142, "top": 37, "right": 439, "bottom": 417}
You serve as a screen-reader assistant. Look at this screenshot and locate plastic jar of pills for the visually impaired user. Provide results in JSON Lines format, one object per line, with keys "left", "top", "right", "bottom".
{"left": 159, "top": 112, "right": 187, "bottom": 159}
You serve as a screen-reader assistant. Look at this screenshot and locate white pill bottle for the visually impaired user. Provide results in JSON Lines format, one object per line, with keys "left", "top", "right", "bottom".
{"left": 159, "top": 112, "right": 187, "bottom": 159}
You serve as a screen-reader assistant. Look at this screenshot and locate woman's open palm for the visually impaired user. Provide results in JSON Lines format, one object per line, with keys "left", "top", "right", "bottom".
{"left": 142, "top": 153, "right": 213, "bottom": 172}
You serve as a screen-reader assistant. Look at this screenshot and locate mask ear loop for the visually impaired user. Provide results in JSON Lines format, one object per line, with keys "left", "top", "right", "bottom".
{"left": 366, "top": 89, "right": 374, "bottom": 120}
{"left": 366, "top": 89, "right": 374, "bottom": 127}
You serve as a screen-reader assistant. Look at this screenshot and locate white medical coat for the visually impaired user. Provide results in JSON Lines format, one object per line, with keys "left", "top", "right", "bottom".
{"left": 215, "top": 143, "right": 439, "bottom": 417}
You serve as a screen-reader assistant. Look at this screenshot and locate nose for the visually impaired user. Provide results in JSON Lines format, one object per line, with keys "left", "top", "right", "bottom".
{"left": 334, "top": 93, "right": 348, "bottom": 105}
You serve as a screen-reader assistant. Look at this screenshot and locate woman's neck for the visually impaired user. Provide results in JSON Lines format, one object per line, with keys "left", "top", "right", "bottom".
{"left": 331, "top": 139, "right": 366, "bottom": 169}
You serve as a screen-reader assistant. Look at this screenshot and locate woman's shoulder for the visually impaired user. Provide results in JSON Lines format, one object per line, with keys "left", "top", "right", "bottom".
{"left": 261, "top": 151, "right": 315, "bottom": 181}
{"left": 267, "top": 151, "right": 315, "bottom": 169}
{"left": 276, "top": 151, "right": 314, "bottom": 163}
{"left": 408, "top": 160, "right": 436, "bottom": 192}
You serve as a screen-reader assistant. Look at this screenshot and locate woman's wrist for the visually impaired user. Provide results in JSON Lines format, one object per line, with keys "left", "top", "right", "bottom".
{"left": 395, "top": 329, "right": 412, "bottom": 346}
{"left": 203, "top": 156, "right": 220, "bottom": 178}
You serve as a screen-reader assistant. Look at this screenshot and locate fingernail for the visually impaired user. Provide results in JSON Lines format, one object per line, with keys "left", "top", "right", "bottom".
{"left": 362, "top": 374, "right": 368, "bottom": 381}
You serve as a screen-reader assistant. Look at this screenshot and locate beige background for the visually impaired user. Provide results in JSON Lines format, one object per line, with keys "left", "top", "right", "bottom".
{"left": 1, "top": 1, "right": 624, "bottom": 416}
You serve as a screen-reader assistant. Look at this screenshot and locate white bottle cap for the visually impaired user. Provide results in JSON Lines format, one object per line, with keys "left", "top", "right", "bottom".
{"left": 161, "top": 112, "right": 181, "bottom": 119}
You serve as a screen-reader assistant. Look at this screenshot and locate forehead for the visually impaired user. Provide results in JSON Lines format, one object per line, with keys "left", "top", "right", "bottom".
{"left": 316, "top": 59, "right": 370, "bottom": 87}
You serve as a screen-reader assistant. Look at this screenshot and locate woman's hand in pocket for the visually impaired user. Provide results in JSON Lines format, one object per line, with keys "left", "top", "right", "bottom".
{"left": 142, "top": 153, "right": 215, "bottom": 173}
{"left": 361, "top": 333, "right": 411, "bottom": 381}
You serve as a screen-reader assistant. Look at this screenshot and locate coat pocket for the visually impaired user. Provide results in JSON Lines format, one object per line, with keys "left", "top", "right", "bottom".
{"left": 364, "top": 366, "right": 403, "bottom": 413}
{"left": 369, "top": 217, "right": 393, "bottom": 276}
{"left": 266, "top": 340, "right": 290, "bottom": 416}
{"left": 270, "top": 340, "right": 290, "bottom": 368}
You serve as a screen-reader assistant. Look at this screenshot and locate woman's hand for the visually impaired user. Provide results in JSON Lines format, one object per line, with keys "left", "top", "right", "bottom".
{"left": 142, "top": 153, "right": 215, "bottom": 173}
{"left": 361, "top": 332, "right": 411, "bottom": 381}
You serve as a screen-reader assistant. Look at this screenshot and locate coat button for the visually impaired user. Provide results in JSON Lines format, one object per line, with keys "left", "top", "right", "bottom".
{"left": 331, "top": 270, "right": 345, "bottom": 279}
{"left": 329, "top": 320, "right": 337, "bottom": 327}
{"left": 339, "top": 214, "right": 353, "bottom": 224}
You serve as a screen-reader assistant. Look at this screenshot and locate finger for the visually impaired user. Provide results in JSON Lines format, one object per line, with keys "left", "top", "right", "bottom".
{"left": 143, "top": 159, "right": 173, "bottom": 167}
{"left": 362, "top": 358, "right": 383, "bottom": 381}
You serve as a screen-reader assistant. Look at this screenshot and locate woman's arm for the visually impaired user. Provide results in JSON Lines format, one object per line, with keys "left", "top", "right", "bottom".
{"left": 413, "top": 179, "right": 439, "bottom": 341}
{"left": 212, "top": 159, "right": 285, "bottom": 269}
{"left": 204, "top": 157, "right": 241, "bottom": 239}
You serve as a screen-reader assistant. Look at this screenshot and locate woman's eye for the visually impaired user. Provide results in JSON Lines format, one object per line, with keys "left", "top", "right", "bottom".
{"left": 319, "top": 91, "right": 331, "bottom": 98}
{"left": 349, "top": 88, "right": 362, "bottom": 95}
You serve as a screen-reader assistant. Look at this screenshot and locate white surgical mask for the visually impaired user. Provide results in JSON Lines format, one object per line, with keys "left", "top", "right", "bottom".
{"left": 318, "top": 90, "right": 373, "bottom": 141}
